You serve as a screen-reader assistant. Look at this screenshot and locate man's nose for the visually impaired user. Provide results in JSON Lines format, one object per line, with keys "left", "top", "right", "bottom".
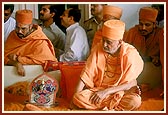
{"left": 60, "top": 15, "right": 63, "bottom": 19}
{"left": 142, "top": 25, "right": 146, "bottom": 30}
{"left": 39, "top": 10, "right": 43, "bottom": 14}
{"left": 103, "top": 42, "right": 107, "bottom": 47}
{"left": 17, "top": 28, "right": 23, "bottom": 33}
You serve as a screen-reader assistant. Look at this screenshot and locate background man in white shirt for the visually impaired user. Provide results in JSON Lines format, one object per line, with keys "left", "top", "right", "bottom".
{"left": 60, "top": 8, "right": 90, "bottom": 62}
{"left": 4, "top": 4, "right": 16, "bottom": 43}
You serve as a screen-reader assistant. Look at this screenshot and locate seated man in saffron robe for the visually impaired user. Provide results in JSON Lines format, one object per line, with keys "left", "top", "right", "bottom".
{"left": 123, "top": 7, "right": 164, "bottom": 89}
{"left": 71, "top": 20, "right": 144, "bottom": 111}
{"left": 4, "top": 9, "right": 57, "bottom": 76}
{"left": 124, "top": 6, "right": 162, "bottom": 67}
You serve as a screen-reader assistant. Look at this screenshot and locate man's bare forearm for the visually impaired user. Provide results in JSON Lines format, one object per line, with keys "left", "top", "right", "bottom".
{"left": 104, "top": 80, "right": 137, "bottom": 95}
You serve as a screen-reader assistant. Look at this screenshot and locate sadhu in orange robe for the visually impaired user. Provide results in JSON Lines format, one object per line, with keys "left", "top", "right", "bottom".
{"left": 123, "top": 25, "right": 163, "bottom": 61}
{"left": 4, "top": 25, "right": 57, "bottom": 65}
{"left": 73, "top": 42, "right": 144, "bottom": 110}
{"left": 123, "top": 25, "right": 163, "bottom": 88}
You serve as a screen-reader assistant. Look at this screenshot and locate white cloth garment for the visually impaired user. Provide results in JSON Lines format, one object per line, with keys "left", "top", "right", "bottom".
{"left": 4, "top": 17, "right": 16, "bottom": 43}
{"left": 59, "top": 23, "right": 90, "bottom": 62}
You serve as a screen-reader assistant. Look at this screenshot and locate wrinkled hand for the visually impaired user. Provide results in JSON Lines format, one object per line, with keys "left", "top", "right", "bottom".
{"left": 127, "top": 86, "right": 141, "bottom": 95}
{"left": 89, "top": 90, "right": 107, "bottom": 105}
{"left": 7, "top": 54, "right": 25, "bottom": 76}
{"left": 16, "top": 62, "right": 25, "bottom": 76}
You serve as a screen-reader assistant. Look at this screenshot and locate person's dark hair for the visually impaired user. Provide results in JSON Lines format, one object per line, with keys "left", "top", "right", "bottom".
{"left": 151, "top": 4, "right": 164, "bottom": 11}
{"left": 49, "top": 5, "right": 58, "bottom": 20}
{"left": 68, "top": 8, "right": 81, "bottom": 22}
{"left": 4, "top": 4, "right": 14, "bottom": 13}
{"left": 151, "top": 4, "right": 164, "bottom": 22}
{"left": 41, "top": 4, "right": 57, "bottom": 20}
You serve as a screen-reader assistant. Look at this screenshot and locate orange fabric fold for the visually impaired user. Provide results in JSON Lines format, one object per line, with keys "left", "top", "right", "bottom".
{"left": 59, "top": 61, "right": 86, "bottom": 103}
{"left": 81, "top": 42, "right": 144, "bottom": 88}
{"left": 73, "top": 42, "right": 144, "bottom": 110}
{"left": 4, "top": 25, "right": 57, "bottom": 65}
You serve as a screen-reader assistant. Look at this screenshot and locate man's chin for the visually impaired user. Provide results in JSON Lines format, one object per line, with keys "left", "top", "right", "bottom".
{"left": 140, "top": 31, "right": 148, "bottom": 36}
{"left": 103, "top": 48, "right": 110, "bottom": 54}
{"left": 17, "top": 35, "right": 24, "bottom": 38}
{"left": 17, "top": 33, "right": 30, "bottom": 38}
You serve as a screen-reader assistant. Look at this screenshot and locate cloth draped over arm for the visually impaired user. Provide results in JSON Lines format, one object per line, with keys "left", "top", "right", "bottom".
{"left": 4, "top": 25, "right": 57, "bottom": 65}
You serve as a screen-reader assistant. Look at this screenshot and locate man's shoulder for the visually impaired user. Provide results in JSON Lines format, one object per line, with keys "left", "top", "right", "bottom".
{"left": 121, "top": 42, "right": 140, "bottom": 56}
{"left": 32, "top": 18, "right": 42, "bottom": 25}
{"left": 51, "top": 23, "right": 63, "bottom": 31}
{"left": 5, "top": 17, "right": 16, "bottom": 24}
{"left": 155, "top": 26, "right": 164, "bottom": 32}
{"left": 50, "top": 23, "right": 65, "bottom": 37}
{"left": 128, "top": 25, "right": 138, "bottom": 30}
{"left": 84, "top": 17, "right": 95, "bottom": 24}
{"left": 9, "top": 17, "right": 16, "bottom": 22}
{"left": 126, "top": 25, "right": 139, "bottom": 34}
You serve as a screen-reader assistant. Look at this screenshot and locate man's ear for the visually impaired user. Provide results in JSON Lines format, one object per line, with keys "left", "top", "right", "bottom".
{"left": 153, "top": 21, "right": 157, "bottom": 28}
{"left": 118, "top": 39, "right": 122, "bottom": 46}
{"left": 51, "top": 12, "right": 55, "bottom": 18}
{"left": 29, "top": 24, "right": 33, "bottom": 29}
{"left": 119, "top": 39, "right": 122, "bottom": 44}
{"left": 69, "top": 16, "right": 74, "bottom": 21}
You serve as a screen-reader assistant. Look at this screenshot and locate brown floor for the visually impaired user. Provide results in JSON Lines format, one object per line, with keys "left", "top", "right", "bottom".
{"left": 4, "top": 85, "right": 164, "bottom": 111}
{"left": 136, "top": 86, "right": 164, "bottom": 111}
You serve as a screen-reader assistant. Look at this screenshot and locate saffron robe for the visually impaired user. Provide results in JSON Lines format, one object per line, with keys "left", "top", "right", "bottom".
{"left": 4, "top": 25, "right": 57, "bottom": 65}
{"left": 73, "top": 42, "right": 144, "bottom": 110}
{"left": 123, "top": 25, "right": 163, "bottom": 59}
{"left": 159, "top": 28, "right": 164, "bottom": 83}
{"left": 124, "top": 25, "right": 163, "bottom": 88}
{"left": 91, "top": 29, "right": 102, "bottom": 50}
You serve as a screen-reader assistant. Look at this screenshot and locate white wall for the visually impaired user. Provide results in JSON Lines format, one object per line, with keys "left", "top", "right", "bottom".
{"left": 3, "top": 65, "right": 61, "bottom": 88}
{"left": 11, "top": 4, "right": 39, "bottom": 19}
{"left": 108, "top": 4, "right": 151, "bottom": 30}
{"left": 81, "top": 3, "right": 152, "bottom": 30}
{"left": 9, "top": 3, "right": 155, "bottom": 30}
